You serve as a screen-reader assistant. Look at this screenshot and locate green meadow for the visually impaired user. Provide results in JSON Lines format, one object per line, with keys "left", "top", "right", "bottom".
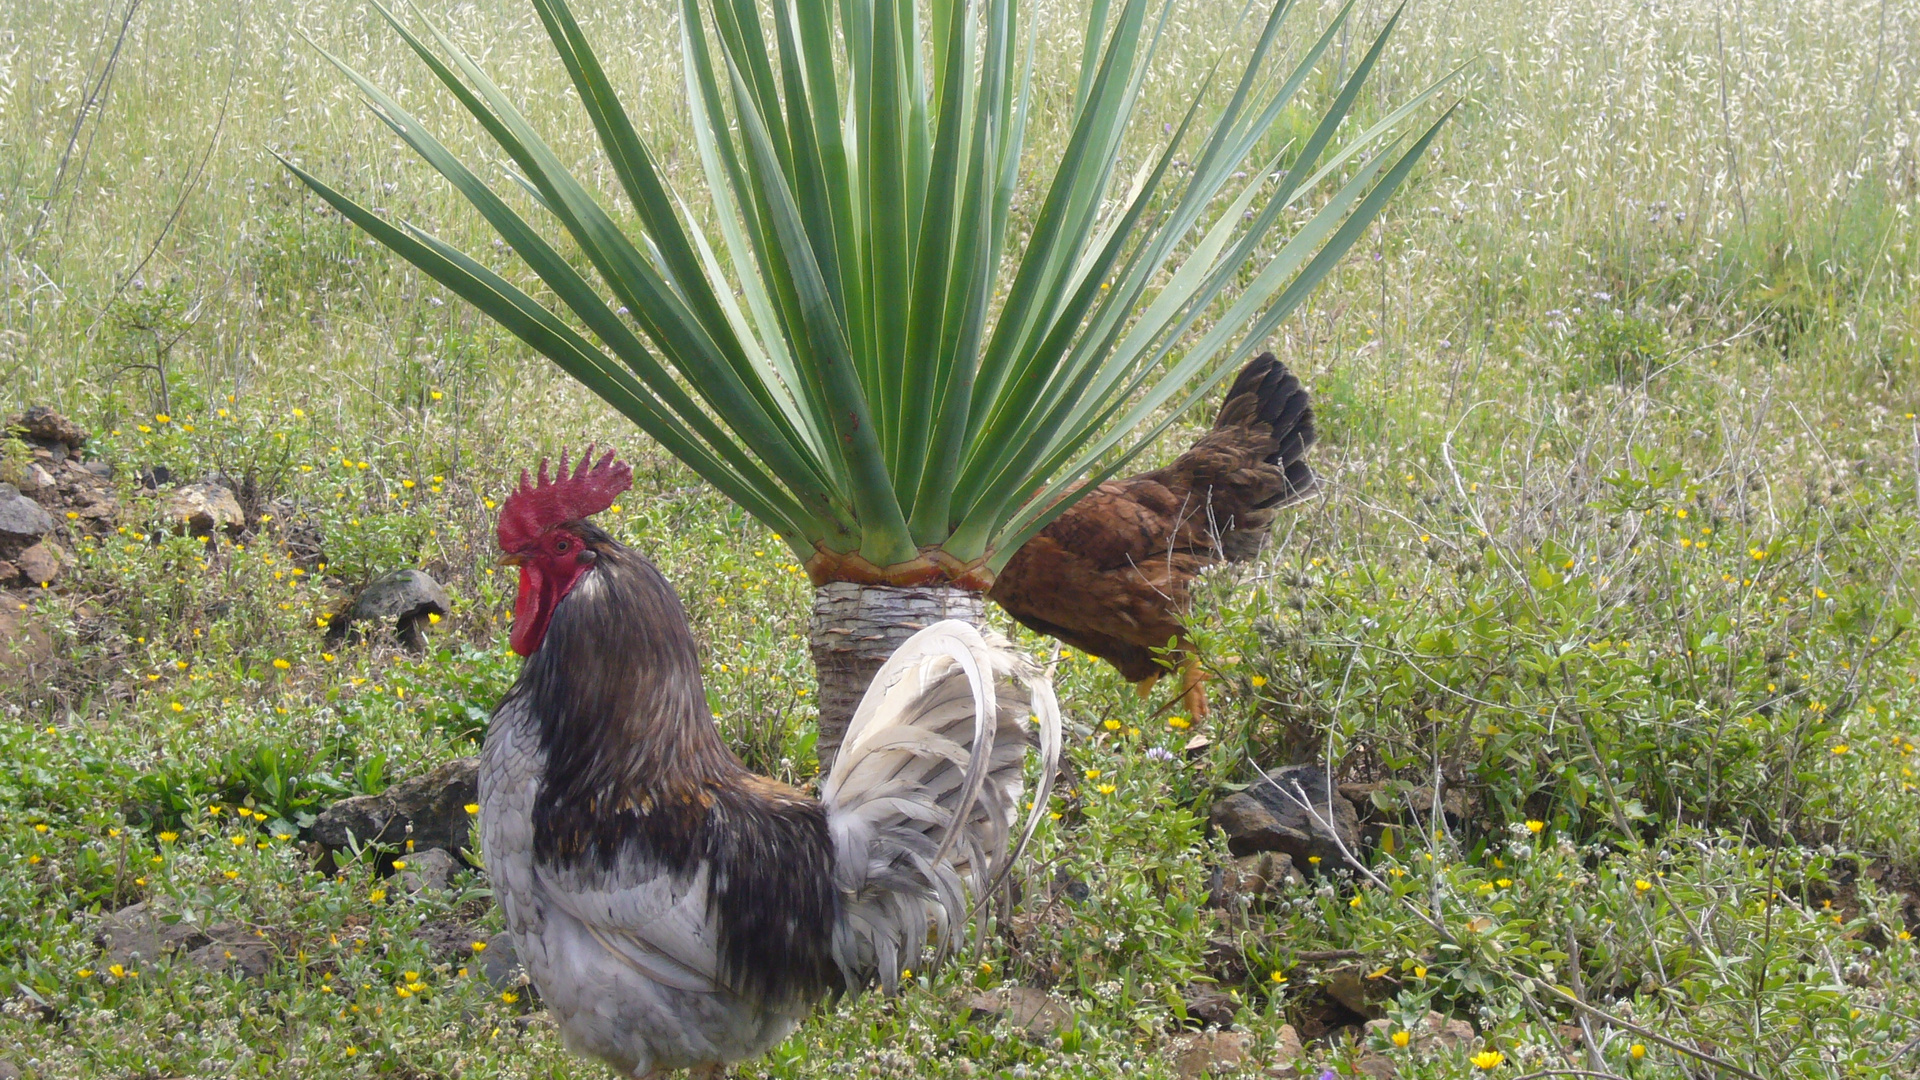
{"left": 3, "top": 0, "right": 1918, "bottom": 1075}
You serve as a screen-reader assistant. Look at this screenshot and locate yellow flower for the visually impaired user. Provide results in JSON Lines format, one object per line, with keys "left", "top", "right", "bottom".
{"left": 1084, "top": 769, "right": 1101, "bottom": 780}
{"left": 430, "top": 390, "right": 444, "bottom": 400}
{"left": 368, "top": 888, "right": 387, "bottom": 903}
{"left": 78, "top": 968, "right": 93, "bottom": 978}
{"left": 158, "top": 831, "right": 178, "bottom": 842}
{"left": 1168, "top": 715, "right": 1191, "bottom": 730}
{"left": 1269, "top": 970, "right": 1286, "bottom": 983}
{"left": 1391, "top": 1030, "right": 1411, "bottom": 1048}
{"left": 273, "top": 658, "right": 291, "bottom": 670}
{"left": 26, "top": 855, "right": 40, "bottom": 865}
{"left": 465, "top": 803, "right": 481, "bottom": 815}
{"left": 1250, "top": 675, "right": 1268, "bottom": 688}
{"left": 1634, "top": 879, "right": 1652, "bottom": 893}
{"left": 1413, "top": 965, "right": 1427, "bottom": 978}
{"left": 501, "top": 991, "right": 519, "bottom": 1003}
{"left": 1103, "top": 719, "right": 1122, "bottom": 731}
{"left": 1097, "top": 784, "right": 1116, "bottom": 795}
{"left": 230, "top": 835, "right": 246, "bottom": 846}
{"left": 33, "top": 823, "right": 47, "bottom": 833}
{"left": 1629, "top": 1043, "right": 1646, "bottom": 1059}
{"left": 1830, "top": 744, "right": 1849, "bottom": 755}
{"left": 1307, "top": 855, "right": 1322, "bottom": 865}
{"left": 321, "top": 652, "right": 335, "bottom": 662}
{"left": 155, "top": 414, "right": 171, "bottom": 424}
{"left": 171, "top": 702, "right": 185, "bottom": 712}
{"left": 472, "top": 941, "right": 488, "bottom": 952}
{"left": 427, "top": 612, "right": 441, "bottom": 624}
{"left": 1525, "top": 820, "right": 1545, "bottom": 834}
{"left": 392, "top": 860, "right": 407, "bottom": 870}
{"left": 1495, "top": 878, "right": 1512, "bottom": 888}
{"left": 1349, "top": 894, "right": 1363, "bottom": 908}
{"left": 1470, "top": 1049, "right": 1505, "bottom": 1069}
{"left": 224, "top": 869, "right": 240, "bottom": 880}
{"left": 396, "top": 986, "right": 413, "bottom": 998}
{"left": 109, "top": 964, "right": 127, "bottom": 978}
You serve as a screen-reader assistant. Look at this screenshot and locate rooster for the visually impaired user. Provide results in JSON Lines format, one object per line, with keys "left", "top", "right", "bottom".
{"left": 989, "top": 353, "right": 1316, "bottom": 719}
{"left": 482, "top": 450, "right": 1060, "bottom": 1077}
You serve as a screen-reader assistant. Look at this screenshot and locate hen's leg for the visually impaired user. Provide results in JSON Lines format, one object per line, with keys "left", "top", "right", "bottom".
{"left": 1180, "top": 658, "right": 1210, "bottom": 719}
{"left": 685, "top": 1065, "right": 727, "bottom": 1080}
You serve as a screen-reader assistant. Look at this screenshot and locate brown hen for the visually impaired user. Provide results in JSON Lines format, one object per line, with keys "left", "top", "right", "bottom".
{"left": 988, "top": 352, "right": 1317, "bottom": 717}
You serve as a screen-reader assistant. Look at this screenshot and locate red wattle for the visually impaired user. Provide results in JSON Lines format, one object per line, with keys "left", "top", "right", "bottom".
{"left": 510, "top": 564, "right": 551, "bottom": 656}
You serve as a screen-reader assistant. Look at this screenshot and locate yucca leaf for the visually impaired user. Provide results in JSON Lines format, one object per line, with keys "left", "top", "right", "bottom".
{"left": 297, "top": 0, "right": 1453, "bottom": 584}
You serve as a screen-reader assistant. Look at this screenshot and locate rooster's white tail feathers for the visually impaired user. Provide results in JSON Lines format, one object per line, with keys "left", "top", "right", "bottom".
{"left": 820, "top": 620, "right": 1060, "bottom": 994}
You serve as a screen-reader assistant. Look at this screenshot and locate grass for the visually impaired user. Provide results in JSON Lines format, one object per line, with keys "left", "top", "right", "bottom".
{"left": 3, "top": 0, "right": 1920, "bottom": 1076}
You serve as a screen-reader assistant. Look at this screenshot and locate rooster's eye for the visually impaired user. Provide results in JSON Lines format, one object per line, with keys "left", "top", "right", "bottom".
{"left": 553, "top": 539, "right": 570, "bottom": 552}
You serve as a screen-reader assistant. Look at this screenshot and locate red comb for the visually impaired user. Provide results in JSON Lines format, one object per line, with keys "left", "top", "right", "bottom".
{"left": 496, "top": 446, "right": 633, "bottom": 551}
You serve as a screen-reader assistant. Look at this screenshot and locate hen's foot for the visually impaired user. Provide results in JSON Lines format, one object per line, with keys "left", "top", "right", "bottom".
{"left": 1180, "top": 660, "right": 1211, "bottom": 720}
{"left": 1133, "top": 672, "right": 1162, "bottom": 700}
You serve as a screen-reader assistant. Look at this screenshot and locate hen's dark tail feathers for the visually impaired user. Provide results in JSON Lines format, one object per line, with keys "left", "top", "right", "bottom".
{"left": 1216, "top": 352, "right": 1317, "bottom": 509}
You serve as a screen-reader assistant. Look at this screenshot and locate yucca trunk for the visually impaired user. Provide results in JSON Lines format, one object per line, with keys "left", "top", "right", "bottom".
{"left": 809, "top": 581, "right": 986, "bottom": 771}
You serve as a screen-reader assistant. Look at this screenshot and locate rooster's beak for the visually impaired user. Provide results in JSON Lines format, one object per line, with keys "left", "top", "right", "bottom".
{"left": 496, "top": 553, "right": 526, "bottom": 567}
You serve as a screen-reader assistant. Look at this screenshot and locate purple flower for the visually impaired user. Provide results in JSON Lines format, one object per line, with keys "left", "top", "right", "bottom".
{"left": 1146, "top": 747, "right": 1176, "bottom": 762}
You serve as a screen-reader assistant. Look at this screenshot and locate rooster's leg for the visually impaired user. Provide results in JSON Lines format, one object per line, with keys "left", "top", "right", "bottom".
{"left": 1180, "top": 658, "right": 1210, "bottom": 720}
{"left": 1133, "top": 671, "right": 1162, "bottom": 700}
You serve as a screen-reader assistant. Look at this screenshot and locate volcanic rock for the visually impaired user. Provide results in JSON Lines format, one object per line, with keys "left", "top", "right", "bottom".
{"left": 1210, "top": 764, "right": 1360, "bottom": 867}
{"left": 1170, "top": 1030, "right": 1250, "bottom": 1079}
{"left": 965, "top": 986, "right": 1075, "bottom": 1040}
{"left": 94, "top": 902, "right": 212, "bottom": 967}
{"left": 396, "top": 847, "right": 459, "bottom": 893}
{"left": 15, "top": 541, "right": 63, "bottom": 587}
{"left": 186, "top": 923, "right": 274, "bottom": 979}
{"left": 164, "top": 482, "right": 245, "bottom": 537}
{"left": 9, "top": 406, "right": 87, "bottom": 451}
{"left": 313, "top": 756, "right": 479, "bottom": 859}
{"left": 0, "top": 484, "right": 53, "bottom": 550}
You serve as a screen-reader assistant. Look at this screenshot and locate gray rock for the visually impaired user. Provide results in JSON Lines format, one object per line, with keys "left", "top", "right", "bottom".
{"left": 1207, "top": 851, "right": 1300, "bottom": 910}
{"left": 965, "top": 986, "right": 1075, "bottom": 1040}
{"left": 481, "top": 931, "right": 523, "bottom": 990}
{"left": 1323, "top": 965, "right": 1384, "bottom": 1019}
{"left": 10, "top": 405, "right": 88, "bottom": 450}
{"left": 1364, "top": 1012, "right": 1475, "bottom": 1056}
{"left": 18, "top": 462, "right": 57, "bottom": 497}
{"left": 1170, "top": 1030, "right": 1250, "bottom": 1080}
{"left": 1267, "top": 1024, "right": 1305, "bottom": 1077}
{"left": 330, "top": 568, "right": 451, "bottom": 651}
{"left": 410, "top": 919, "right": 489, "bottom": 964}
{"left": 0, "top": 1057, "right": 19, "bottom": 1080}
{"left": 396, "top": 847, "right": 459, "bottom": 893}
{"left": 164, "top": 482, "right": 245, "bottom": 537}
{"left": 313, "top": 756, "right": 479, "bottom": 858}
{"left": 0, "top": 484, "right": 54, "bottom": 548}
{"left": 1211, "top": 764, "right": 1360, "bottom": 867}
{"left": 186, "top": 924, "right": 273, "bottom": 979}
{"left": 15, "top": 542, "right": 62, "bottom": 587}
{"left": 1181, "top": 984, "right": 1238, "bottom": 1028}
{"left": 94, "top": 902, "right": 211, "bottom": 967}
{"left": 1353, "top": 1052, "right": 1397, "bottom": 1079}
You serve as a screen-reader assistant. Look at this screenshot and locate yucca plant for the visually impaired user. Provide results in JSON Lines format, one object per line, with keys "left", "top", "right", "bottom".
{"left": 286, "top": 0, "right": 1457, "bottom": 764}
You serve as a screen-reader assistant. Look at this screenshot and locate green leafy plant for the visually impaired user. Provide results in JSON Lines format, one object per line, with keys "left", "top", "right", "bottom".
{"left": 284, "top": 0, "right": 1459, "bottom": 751}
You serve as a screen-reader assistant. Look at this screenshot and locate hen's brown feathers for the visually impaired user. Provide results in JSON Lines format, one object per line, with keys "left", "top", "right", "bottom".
{"left": 989, "top": 353, "right": 1316, "bottom": 684}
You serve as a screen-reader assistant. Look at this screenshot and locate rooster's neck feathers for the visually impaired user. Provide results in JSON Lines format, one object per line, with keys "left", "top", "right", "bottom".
{"left": 511, "top": 530, "right": 742, "bottom": 858}
{"left": 504, "top": 530, "right": 844, "bottom": 1006}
